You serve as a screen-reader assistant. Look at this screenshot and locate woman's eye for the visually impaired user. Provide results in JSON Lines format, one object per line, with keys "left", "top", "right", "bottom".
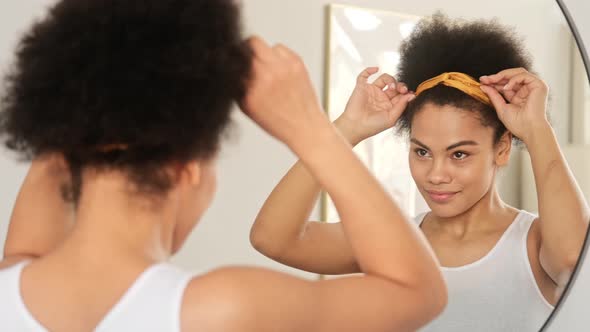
{"left": 453, "top": 151, "right": 469, "bottom": 160}
{"left": 415, "top": 149, "right": 429, "bottom": 157}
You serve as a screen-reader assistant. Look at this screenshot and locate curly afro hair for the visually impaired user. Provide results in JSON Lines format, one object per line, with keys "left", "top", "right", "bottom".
{"left": 395, "top": 13, "right": 533, "bottom": 145}
{"left": 0, "top": 0, "right": 252, "bottom": 201}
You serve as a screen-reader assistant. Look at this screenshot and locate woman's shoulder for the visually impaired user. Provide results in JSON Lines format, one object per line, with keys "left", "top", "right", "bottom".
{"left": 180, "top": 266, "right": 314, "bottom": 332}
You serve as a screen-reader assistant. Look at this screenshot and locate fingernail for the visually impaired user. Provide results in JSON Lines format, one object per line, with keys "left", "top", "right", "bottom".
{"left": 408, "top": 94, "right": 416, "bottom": 101}
{"left": 480, "top": 75, "right": 487, "bottom": 80}
{"left": 503, "top": 84, "right": 510, "bottom": 90}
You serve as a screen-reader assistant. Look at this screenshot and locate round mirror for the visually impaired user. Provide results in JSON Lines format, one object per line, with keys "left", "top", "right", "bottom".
{"left": 322, "top": 1, "right": 590, "bottom": 331}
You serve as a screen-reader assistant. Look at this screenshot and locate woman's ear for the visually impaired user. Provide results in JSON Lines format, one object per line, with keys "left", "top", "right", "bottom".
{"left": 183, "top": 160, "right": 202, "bottom": 186}
{"left": 495, "top": 132, "right": 513, "bottom": 167}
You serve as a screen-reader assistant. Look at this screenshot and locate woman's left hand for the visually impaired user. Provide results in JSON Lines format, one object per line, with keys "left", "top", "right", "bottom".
{"left": 480, "top": 68, "right": 551, "bottom": 144}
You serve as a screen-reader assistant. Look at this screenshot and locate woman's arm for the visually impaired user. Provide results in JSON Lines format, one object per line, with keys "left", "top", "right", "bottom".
{"left": 482, "top": 69, "right": 590, "bottom": 286}
{"left": 250, "top": 156, "right": 360, "bottom": 274}
{"left": 2, "top": 155, "right": 74, "bottom": 260}
{"left": 250, "top": 67, "right": 415, "bottom": 274}
{"left": 189, "top": 125, "right": 446, "bottom": 331}
{"left": 526, "top": 124, "right": 589, "bottom": 283}
{"left": 184, "top": 265, "right": 446, "bottom": 332}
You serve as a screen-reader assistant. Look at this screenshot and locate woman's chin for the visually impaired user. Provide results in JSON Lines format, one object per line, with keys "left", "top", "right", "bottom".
{"left": 426, "top": 202, "right": 465, "bottom": 219}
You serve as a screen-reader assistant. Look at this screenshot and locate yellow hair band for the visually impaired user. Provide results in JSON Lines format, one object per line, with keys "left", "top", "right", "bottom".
{"left": 415, "top": 72, "right": 491, "bottom": 106}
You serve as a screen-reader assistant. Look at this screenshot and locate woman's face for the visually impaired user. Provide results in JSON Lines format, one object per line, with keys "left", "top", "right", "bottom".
{"left": 408, "top": 103, "right": 510, "bottom": 218}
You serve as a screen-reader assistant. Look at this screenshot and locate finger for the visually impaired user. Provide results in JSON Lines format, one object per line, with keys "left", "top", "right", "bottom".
{"left": 383, "top": 83, "right": 400, "bottom": 99}
{"left": 390, "top": 91, "right": 415, "bottom": 106}
{"left": 481, "top": 67, "right": 528, "bottom": 84}
{"left": 486, "top": 84, "right": 517, "bottom": 102}
{"left": 272, "top": 43, "right": 292, "bottom": 59}
{"left": 396, "top": 82, "right": 409, "bottom": 94}
{"left": 373, "top": 73, "right": 396, "bottom": 89}
{"left": 480, "top": 75, "right": 508, "bottom": 85}
{"left": 390, "top": 93, "right": 404, "bottom": 105}
{"left": 502, "top": 89, "right": 517, "bottom": 102}
{"left": 273, "top": 43, "right": 303, "bottom": 64}
{"left": 248, "top": 36, "right": 272, "bottom": 59}
{"left": 517, "top": 82, "right": 531, "bottom": 97}
{"left": 503, "top": 72, "right": 540, "bottom": 91}
{"left": 390, "top": 93, "right": 415, "bottom": 117}
{"left": 480, "top": 85, "right": 509, "bottom": 120}
{"left": 241, "top": 59, "right": 267, "bottom": 111}
{"left": 489, "top": 83, "right": 510, "bottom": 90}
{"left": 481, "top": 78, "right": 511, "bottom": 88}
{"left": 479, "top": 75, "right": 493, "bottom": 85}
{"left": 357, "top": 67, "right": 379, "bottom": 84}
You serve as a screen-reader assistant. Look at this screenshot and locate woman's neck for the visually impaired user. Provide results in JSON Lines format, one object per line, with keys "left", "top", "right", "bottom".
{"left": 427, "top": 185, "right": 518, "bottom": 238}
{"left": 52, "top": 174, "right": 180, "bottom": 267}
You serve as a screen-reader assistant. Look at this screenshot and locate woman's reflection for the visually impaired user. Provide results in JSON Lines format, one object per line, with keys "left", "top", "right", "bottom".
{"left": 250, "top": 13, "right": 589, "bottom": 332}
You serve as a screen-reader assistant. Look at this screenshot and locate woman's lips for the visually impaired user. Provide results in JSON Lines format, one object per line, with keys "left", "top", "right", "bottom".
{"left": 426, "top": 190, "right": 458, "bottom": 203}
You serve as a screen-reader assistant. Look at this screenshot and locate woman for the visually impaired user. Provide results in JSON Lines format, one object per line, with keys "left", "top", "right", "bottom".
{"left": 0, "top": 1, "right": 446, "bottom": 331}
{"left": 250, "top": 14, "right": 589, "bottom": 331}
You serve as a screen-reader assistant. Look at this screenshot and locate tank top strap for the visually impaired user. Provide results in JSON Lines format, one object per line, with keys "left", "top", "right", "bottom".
{"left": 414, "top": 212, "right": 428, "bottom": 227}
{"left": 513, "top": 210, "right": 538, "bottom": 236}
{"left": 0, "top": 260, "right": 43, "bottom": 331}
{"left": 0, "top": 261, "right": 32, "bottom": 306}
{"left": 0, "top": 260, "right": 29, "bottom": 292}
{"left": 96, "top": 262, "right": 195, "bottom": 332}
{"left": 496, "top": 210, "right": 537, "bottom": 252}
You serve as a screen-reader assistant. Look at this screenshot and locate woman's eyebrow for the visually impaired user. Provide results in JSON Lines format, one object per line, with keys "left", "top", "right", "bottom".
{"left": 410, "top": 138, "right": 430, "bottom": 150}
{"left": 410, "top": 138, "right": 478, "bottom": 151}
{"left": 446, "top": 140, "right": 478, "bottom": 150}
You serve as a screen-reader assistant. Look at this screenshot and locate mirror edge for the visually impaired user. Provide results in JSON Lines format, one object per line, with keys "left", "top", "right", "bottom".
{"left": 541, "top": 1, "right": 590, "bottom": 330}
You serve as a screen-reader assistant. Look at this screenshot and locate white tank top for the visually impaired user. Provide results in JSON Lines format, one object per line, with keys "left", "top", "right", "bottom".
{"left": 0, "top": 261, "right": 194, "bottom": 331}
{"left": 416, "top": 210, "right": 554, "bottom": 332}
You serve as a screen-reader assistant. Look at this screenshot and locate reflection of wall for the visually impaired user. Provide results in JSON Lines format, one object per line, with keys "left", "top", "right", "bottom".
{"left": 505, "top": 26, "right": 590, "bottom": 217}
{"left": 521, "top": 146, "right": 590, "bottom": 213}
{"left": 497, "top": 149, "right": 523, "bottom": 207}
{"left": 571, "top": 40, "right": 590, "bottom": 144}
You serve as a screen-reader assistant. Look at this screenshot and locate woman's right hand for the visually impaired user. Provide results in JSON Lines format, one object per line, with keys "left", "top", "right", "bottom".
{"left": 335, "top": 67, "right": 415, "bottom": 145}
{"left": 241, "top": 36, "right": 331, "bottom": 152}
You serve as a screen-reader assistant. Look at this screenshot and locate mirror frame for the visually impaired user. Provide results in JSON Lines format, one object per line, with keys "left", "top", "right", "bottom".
{"left": 542, "top": 0, "right": 589, "bottom": 330}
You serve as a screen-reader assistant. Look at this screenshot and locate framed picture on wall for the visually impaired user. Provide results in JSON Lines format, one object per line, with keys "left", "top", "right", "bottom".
{"left": 321, "top": 4, "right": 428, "bottom": 223}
